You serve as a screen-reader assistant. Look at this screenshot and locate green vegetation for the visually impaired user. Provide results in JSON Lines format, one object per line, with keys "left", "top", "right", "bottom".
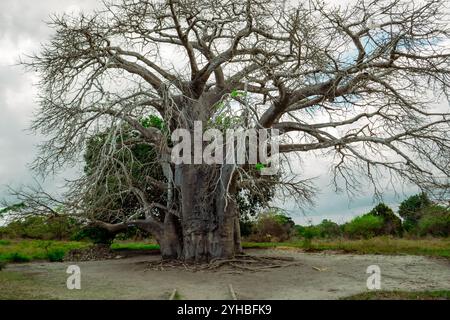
{"left": 368, "top": 203, "right": 403, "bottom": 236}
{"left": 297, "top": 219, "right": 342, "bottom": 239}
{"left": 0, "top": 215, "right": 82, "bottom": 240}
{"left": 0, "top": 240, "right": 88, "bottom": 263}
{"left": 343, "top": 290, "right": 450, "bottom": 300}
{"left": 0, "top": 203, "right": 26, "bottom": 215}
{"left": 247, "top": 211, "right": 296, "bottom": 242}
{"left": 0, "top": 240, "right": 11, "bottom": 246}
{"left": 343, "top": 214, "right": 384, "bottom": 239}
{"left": 0, "top": 193, "right": 448, "bottom": 263}
{"left": 398, "top": 193, "right": 432, "bottom": 229}
{"left": 1, "top": 237, "right": 448, "bottom": 263}
{"left": 416, "top": 207, "right": 450, "bottom": 237}
{"left": 111, "top": 242, "right": 160, "bottom": 251}
{"left": 242, "top": 237, "right": 450, "bottom": 258}
{"left": 4, "top": 252, "right": 31, "bottom": 263}
{"left": 46, "top": 249, "right": 66, "bottom": 262}
{"left": 72, "top": 226, "right": 118, "bottom": 245}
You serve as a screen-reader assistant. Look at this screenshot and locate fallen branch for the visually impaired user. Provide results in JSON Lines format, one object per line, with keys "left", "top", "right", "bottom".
{"left": 228, "top": 284, "right": 238, "bottom": 301}
{"left": 169, "top": 289, "right": 178, "bottom": 300}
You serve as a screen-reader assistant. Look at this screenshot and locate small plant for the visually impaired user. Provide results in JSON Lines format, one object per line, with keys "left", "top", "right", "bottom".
{"left": 0, "top": 260, "right": 6, "bottom": 271}
{"left": 230, "top": 89, "right": 246, "bottom": 98}
{"left": 255, "top": 163, "right": 266, "bottom": 171}
{"left": 47, "top": 249, "right": 66, "bottom": 262}
{"left": 140, "top": 115, "right": 166, "bottom": 131}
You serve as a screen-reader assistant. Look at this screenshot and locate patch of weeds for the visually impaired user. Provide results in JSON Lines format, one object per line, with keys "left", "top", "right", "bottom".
{"left": 173, "top": 292, "right": 182, "bottom": 300}
{"left": 6, "top": 252, "right": 31, "bottom": 263}
{"left": 47, "top": 249, "right": 66, "bottom": 262}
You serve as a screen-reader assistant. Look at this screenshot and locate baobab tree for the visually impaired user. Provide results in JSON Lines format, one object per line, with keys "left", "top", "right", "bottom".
{"left": 24, "top": 0, "right": 450, "bottom": 261}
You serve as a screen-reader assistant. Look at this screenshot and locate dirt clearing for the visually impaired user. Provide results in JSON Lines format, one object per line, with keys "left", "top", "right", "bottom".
{"left": 1, "top": 249, "right": 449, "bottom": 300}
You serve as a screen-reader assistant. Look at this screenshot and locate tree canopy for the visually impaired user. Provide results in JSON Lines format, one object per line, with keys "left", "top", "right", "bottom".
{"left": 16, "top": 0, "right": 450, "bottom": 261}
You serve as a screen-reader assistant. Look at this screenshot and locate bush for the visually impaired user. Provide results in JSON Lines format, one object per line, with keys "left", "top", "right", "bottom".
{"left": 0, "top": 215, "right": 81, "bottom": 240}
{"left": 368, "top": 203, "right": 403, "bottom": 236}
{"left": 0, "top": 240, "right": 11, "bottom": 246}
{"left": 343, "top": 214, "right": 384, "bottom": 239}
{"left": 72, "top": 226, "right": 116, "bottom": 245}
{"left": 417, "top": 212, "right": 450, "bottom": 237}
{"left": 316, "top": 219, "right": 342, "bottom": 238}
{"left": 5, "top": 252, "right": 31, "bottom": 263}
{"left": 398, "top": 193, "right": 432, "bottom": 229}
{"left": 47, "top": 249, "right": 66, "bottom": 262}
{"left": 250, "top": 212, "right": 295, "bottom": 242}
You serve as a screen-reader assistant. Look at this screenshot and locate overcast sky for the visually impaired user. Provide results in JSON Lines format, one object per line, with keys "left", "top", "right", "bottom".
{"left": 0, "top": 0, "right": 423, "bottom": 225}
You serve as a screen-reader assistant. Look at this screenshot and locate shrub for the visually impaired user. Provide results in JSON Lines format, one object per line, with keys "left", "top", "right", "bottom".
{"left": 398, "top": 193, "right": 432, "bottom": 229}
{"left": 343, "top": 214, "right": 384, "bottom": 239}
{"left": 47, "top": 249, "right": 66, "bottom": 262}
{"left": 6, "top": 252, "right": 31, "bottom": 263}
{"left": 368, "top": 203, "right": 403, "bottom": 236}
{"left": 250, "top": 212, "right": 295, "bottom": 242}
{"left": 72, "top": 226, "right": 116, "bottom": 245}
{"left": 417, "top": 213, "right": 450, "bottom": 237}
{"left": 296, "top": 220, "right": 342, "bottom": 240}
{"left": 316, "top": 219, "right": 342, "bottom": 238}
{"left": 0, "top": 215, "right": 81, "bottom": 240}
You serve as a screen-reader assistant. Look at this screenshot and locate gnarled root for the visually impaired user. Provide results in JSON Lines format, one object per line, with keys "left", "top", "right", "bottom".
{"left": 143, "top": 254, "right": 302, "bottom": 273}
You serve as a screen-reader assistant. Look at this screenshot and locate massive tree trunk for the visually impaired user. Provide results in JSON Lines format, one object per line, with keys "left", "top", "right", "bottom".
{"left": 110, "top": 165, "right": 243, "bottom": 262}
{"left": 174, "top": 164, "right": 242, "bottom": 262}
{"left": 156, "top": 99, "right": 243, "bottom": 262}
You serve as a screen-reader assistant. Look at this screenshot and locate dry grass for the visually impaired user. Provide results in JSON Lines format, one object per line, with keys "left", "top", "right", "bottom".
{"left": 243, "top": 237, "right": 450, "bottom": 258}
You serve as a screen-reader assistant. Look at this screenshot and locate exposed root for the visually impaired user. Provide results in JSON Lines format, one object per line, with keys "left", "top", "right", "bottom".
{"left": 143, "top": 254, "right": 302, "bottom": 273}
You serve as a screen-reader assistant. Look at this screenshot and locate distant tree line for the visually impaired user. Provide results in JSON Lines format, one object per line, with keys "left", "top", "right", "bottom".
{"left": 0, "top": 193, "right": 448, "bottom": 243}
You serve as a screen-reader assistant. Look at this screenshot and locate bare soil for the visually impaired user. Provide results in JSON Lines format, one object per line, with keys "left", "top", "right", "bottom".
{"left": 2, "top": 249, "right": 450, "bottom": 300}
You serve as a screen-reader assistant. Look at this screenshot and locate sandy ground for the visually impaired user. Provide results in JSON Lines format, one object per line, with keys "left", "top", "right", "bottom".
{"left": 2, "top": 249, "right": 450, "bottom": 300}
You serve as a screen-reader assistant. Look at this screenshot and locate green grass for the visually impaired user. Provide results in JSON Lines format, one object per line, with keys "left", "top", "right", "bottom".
{"left": 242, "top": 237, "right": 450, "bottom": 259}
{"left": 1, "top": 237, "right": 448, "bottom": 263}
{"left": 4, "top": 252, "right": 31, "bottom": 262}
{"left": 111, "top": 241, "right": 160, "bottom": 251}
{"left": 0, "top": 240, "right": 90, "bottom": 263}
{"left": 343, "top": 290, "right": 450, "bottom": 300}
